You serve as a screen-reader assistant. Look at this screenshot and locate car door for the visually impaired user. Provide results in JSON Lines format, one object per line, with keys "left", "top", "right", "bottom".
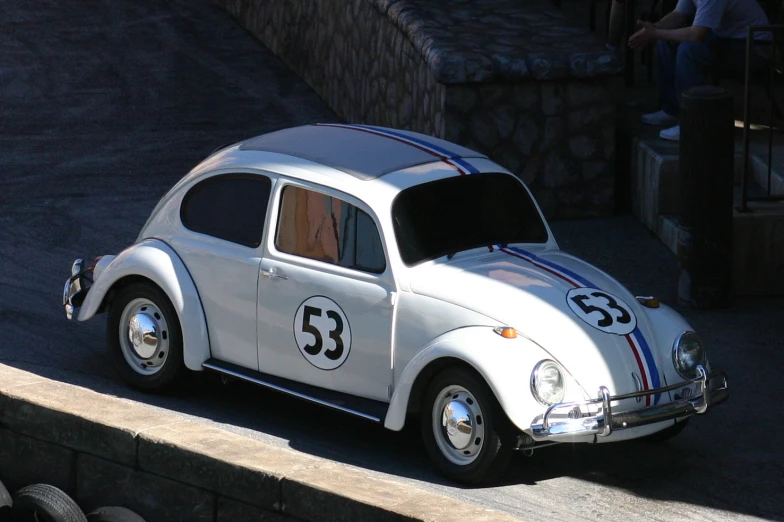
{"left": 170, "top": 171, "right": 275, "bottom": 371}
{"left": 256, "top": 181, "right": 395, "bottom": 402}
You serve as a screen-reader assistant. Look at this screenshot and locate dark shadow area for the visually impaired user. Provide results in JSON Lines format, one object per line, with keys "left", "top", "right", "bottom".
{"left": 1, "top": 0, "right": 783, "bottom": 520}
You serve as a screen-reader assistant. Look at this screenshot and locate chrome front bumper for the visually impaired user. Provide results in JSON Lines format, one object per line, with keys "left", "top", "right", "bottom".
{"left": 63, "top": 258, "right": 92, "bottom": 320}
{"left": 530, "top": 365, "right": 728, "bottom": 441}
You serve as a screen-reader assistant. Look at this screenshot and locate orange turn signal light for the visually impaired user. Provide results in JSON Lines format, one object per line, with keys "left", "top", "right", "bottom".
{"left": 494, "top": 326, "right": 518, "bottom": 339}
{"left": 635, "top": 296, "right": 660, "bottom": 308}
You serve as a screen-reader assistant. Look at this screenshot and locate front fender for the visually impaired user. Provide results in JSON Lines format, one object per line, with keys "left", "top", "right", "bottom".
{"left": 78, "top": 239, "right": 210, "bottom": 371}
{"left": 644, "top": 302, "right": 712, "bottom": 383}
{"left": 384, "top": 326, "right": 587, "bottom": 432}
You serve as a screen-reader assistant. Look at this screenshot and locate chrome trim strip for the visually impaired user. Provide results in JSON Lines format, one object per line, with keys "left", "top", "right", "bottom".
{"left": 530, "top": 365, "right": 728, "bottom": 441}
{"left": 202, "top": 362, "right": 383, "bottom": 423}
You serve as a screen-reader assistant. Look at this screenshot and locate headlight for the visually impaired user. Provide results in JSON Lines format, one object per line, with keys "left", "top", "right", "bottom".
{"left": 672, "top": 331, "right": 707, "bottom": 379}
{"left": 531, "top": 360, "right": 565, "bottom": 405}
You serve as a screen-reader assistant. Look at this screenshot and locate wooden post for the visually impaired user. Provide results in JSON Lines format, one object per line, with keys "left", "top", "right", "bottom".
{"left": 677, "top": 85, "right": 734, "bottom": 309}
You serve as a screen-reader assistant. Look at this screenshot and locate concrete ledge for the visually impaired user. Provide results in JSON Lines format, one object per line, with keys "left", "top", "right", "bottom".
{"left": 0, "top": 363, "right": 523, "bottom": 522}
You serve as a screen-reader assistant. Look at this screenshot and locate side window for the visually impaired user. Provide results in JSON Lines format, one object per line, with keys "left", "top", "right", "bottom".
{"left": 275, "top": 185, "right": 386, "bottom": 274}
{"left": 180, "top": 174, "right": 272, "bottom": 248}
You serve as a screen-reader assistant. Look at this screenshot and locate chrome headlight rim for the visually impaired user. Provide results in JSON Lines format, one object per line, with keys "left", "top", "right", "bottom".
{"left": 672, "top": 331, "right": 707, "bottom": 379}
{"left": 530, "top": 359, "right": 566, "bottom": 406}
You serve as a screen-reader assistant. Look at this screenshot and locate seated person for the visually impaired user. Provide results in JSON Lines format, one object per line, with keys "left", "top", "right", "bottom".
{"left": 628, "top": 0, "right": 771, "bottom": 141}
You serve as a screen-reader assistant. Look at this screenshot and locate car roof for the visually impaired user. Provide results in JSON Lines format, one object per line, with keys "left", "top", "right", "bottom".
{"left": 237, "top": 123, "right": 488, "bottom": 180}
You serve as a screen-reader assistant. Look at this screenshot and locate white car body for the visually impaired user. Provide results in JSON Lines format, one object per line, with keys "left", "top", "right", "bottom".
{"left": 64, "top": 124, "right": 727, "bottom": 479}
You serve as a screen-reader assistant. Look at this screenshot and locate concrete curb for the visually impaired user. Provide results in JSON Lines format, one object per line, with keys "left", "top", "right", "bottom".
{"left": 0, "top": 364, "right": 524, "bottom": 522}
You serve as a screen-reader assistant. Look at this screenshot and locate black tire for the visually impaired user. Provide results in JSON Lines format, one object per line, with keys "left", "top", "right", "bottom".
{"left": 86, "top": 506, "right": 147, "bottom": 522}
{"left": 0, "top": 478, "right": 11, "bottom": 522}
{"left": 641, "top": 418, "right": 689, "bottom": 443}
{"left": 420, "top": 366, "right": 514, "bottom": 485}
{"left": 107, "top": 281, "right": 185, "bottom": 393}
{"left": 11, "top": 484, "right": 87, "bottom": 522}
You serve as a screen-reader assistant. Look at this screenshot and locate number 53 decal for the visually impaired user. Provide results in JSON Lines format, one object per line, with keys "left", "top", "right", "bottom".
{"left": 566, "top": 288, "right": 637, "bottom": 335}
{"left": 293, "top": 296, "right": 352, "bottom": 370}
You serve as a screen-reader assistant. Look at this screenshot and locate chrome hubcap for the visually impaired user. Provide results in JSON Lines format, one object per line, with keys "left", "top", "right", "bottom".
{"left": 128, "top": 312, "right": 158, "bottom": 359}
{"left": 432, "top": 385, "right": 485, "bottom": 465}
{"left": 119, "top": 298, "right": 170, "bottom": 376}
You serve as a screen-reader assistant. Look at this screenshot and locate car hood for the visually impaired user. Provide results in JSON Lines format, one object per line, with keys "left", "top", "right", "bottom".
{"left": 408, "top": 246, "right": 669, "bottom": 407}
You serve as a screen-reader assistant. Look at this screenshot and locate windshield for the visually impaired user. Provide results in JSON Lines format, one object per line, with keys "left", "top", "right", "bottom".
{"left": 392, "top": 172, "right": 548, "bottom": 266}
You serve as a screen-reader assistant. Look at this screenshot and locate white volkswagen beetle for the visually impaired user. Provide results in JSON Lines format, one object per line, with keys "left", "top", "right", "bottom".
{"left": 63, "top": 124, "right": 728, "bottom": 483}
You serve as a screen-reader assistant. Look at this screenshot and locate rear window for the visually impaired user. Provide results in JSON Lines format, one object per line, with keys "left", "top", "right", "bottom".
{"left": 180, "top": 174, "right": 272, "bottom": 248}
{"left": 391, "top": 173, "right": 548, "bottom": 265}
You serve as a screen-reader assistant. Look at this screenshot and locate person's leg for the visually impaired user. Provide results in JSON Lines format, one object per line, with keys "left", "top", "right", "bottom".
{"left": 658, "top": 37, "right": 716, "bottom": 140}
{"left": 658, "top": 39, "right": 680, "bottom": 116}
{"left": 642, "top": 39, "right": 680, "bottom": 125}
{"left": 674, "top": 40, "right": 716, "bottom": 106}
{"left": 607, "top": 0, "right": 626, "bottom": 49}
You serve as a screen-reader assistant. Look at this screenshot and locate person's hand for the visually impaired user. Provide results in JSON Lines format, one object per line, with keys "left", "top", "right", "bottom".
{"left": 628, "top": 20, "right": 658, "bottom": 49}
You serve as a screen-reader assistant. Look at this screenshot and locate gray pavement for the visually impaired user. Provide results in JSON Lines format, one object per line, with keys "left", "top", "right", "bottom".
{"left": 1, "top": 1, "right": 783, "bottom": 520}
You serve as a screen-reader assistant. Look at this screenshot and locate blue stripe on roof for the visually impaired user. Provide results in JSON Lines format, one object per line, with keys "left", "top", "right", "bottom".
{"left": 351, "top": 124, "right": 461, "bottom": 159}
{"left": 450, "top": 157, "right": 480, "bottom": 174}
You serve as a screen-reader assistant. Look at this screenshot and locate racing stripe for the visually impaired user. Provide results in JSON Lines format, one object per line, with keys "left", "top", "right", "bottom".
{"left": 498, "top": 245, "right": 661, "bottom": 405}
{"left": 314, "top": 123, "right": 478, "bottom": 175}
{"left": 630, "top": 328, "right": 662, "bottom": 404}
{"left": 625, "top": 334, "right": 651, "bottom": 405}
{"left": 498, "top": 246, "right": 589, "bottom": 288}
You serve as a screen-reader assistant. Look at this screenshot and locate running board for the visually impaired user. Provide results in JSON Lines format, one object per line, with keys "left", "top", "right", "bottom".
{"left": 202, "top": 359, "right": 389, "bottom": 423}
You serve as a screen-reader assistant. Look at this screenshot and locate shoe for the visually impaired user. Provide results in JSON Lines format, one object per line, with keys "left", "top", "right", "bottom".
{"left": 659, "top": 125, "right": 680, "bottom": 141}
{"left": 641, "top": 110, "right": 678, "bottom": 126}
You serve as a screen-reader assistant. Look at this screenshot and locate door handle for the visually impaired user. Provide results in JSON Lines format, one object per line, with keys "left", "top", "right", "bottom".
{"left": 261, "top": 267, "right": 288, "bottom": 280}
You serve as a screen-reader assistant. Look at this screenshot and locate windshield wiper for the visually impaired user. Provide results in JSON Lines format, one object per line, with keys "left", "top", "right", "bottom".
{"left": 446, "top": 240, "right": 499, "bottom": 260}
{"left": 446, "top": 237, "right": 479, "bottom": 260}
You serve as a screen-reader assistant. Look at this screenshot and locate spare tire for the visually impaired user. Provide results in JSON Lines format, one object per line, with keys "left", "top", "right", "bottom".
{"left": 87, "top": 506, "right": 147, "bottom": 522}
{"left": 0, "top": 478, "right": 11, "bottom": 522}
{"left": 11, "top": 484, "right": 87, "bottom": 522}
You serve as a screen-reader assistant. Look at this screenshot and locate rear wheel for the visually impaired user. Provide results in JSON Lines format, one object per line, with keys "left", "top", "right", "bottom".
{"left": 107, "top": 281, "right": 185, "bottom": 392}
{"left": 420, "top": 367, "right": 513, "bottom": 484}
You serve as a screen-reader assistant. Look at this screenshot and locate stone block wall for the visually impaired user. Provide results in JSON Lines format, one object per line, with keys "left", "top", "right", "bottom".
{"left": 215, "top": 0, "right": 623, "bottom": 219}
{"left": 444, "top": 80, "right": 616, "bottom": 218}
{"left": 219, "top": 0, "right": 445, "bottom": 137}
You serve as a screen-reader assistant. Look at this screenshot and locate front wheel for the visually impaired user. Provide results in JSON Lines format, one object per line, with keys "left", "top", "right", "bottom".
{"left": 107, "top": 281, "right": 185, "bottom": 393}
{"left": 420, "top": 367, "right": 513, "bottom": 484}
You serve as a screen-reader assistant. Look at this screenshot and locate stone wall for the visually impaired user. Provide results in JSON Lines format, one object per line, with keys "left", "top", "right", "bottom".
{"left": 215, "top": 0, "right": 622, "bottom": 218}
{"left": 220, "top": 0, "right": 445, "bottom": 137}
{"left": 444, "top": 80, "right": 616, "bottom": 218}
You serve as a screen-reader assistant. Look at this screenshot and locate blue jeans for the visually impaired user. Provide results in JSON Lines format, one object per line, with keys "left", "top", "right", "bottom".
{"left": 657, "top": 33, "right": 758, "bottom": 117}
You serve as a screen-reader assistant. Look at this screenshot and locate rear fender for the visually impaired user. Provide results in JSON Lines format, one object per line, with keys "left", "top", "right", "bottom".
{"left": 384, "top": 326, "right": 580, "bottom": 432}
{"left": 78, "top": 239, "right": 210, "bottom": 371}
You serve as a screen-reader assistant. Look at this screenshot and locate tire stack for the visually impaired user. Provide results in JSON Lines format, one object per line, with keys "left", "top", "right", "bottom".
{"left": 0, "top": 479, "right": 146, "bottom": 522}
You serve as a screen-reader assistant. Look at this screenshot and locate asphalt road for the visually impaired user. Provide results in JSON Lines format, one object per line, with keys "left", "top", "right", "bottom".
{"left": 2, "top": 1, "right": 783, "bottom": 520}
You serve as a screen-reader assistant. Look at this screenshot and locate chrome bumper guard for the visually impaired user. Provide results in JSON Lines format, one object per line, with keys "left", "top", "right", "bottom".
{"left": 530, "top": 365, "right": 728, "bottom": 441}
{"left": 63, "top": 259, "right": 93, "bottom": 320}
